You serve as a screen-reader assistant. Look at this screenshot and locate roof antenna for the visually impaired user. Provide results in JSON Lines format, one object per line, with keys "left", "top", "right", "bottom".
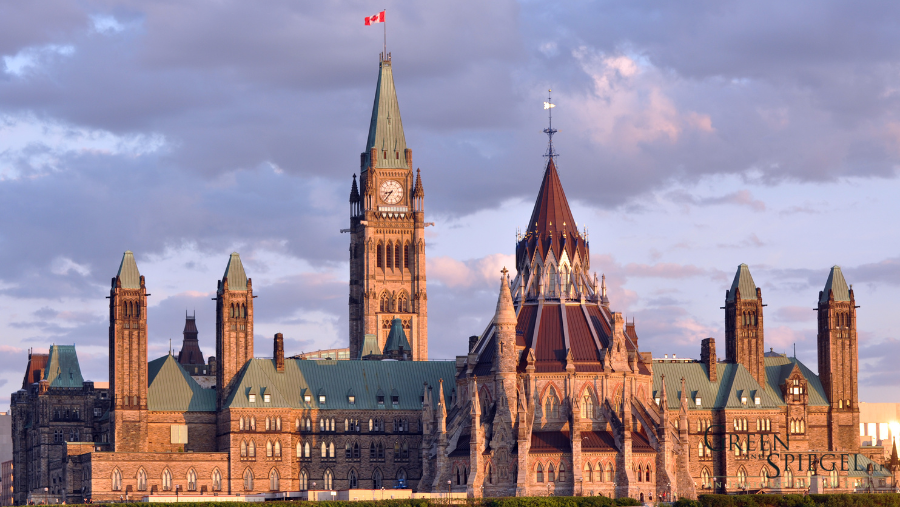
{"left": 543, "top": 89, "right": 558, "bottom": 162}
{"left": 793, "top": 342, "right": 796, "bottom": 358}
{"left": 169, "top": 338, "right": 172, "bottom": 356}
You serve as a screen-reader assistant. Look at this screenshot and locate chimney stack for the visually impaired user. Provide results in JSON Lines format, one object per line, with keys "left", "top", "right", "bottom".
{"left": 701, "top": 338, "right": 717, "bottom": 382}
{"left": 274, "top": 333, "right": 285, "bottom": 372}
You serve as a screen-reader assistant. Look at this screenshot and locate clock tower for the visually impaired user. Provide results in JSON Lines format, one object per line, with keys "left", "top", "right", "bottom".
{"left": 349, "top": 52, "right": 428, "bottom": 360}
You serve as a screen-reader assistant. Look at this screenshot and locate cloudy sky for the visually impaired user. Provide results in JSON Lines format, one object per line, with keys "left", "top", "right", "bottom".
{"left": 2, "top": 1, "right": 899, "bottom": 408}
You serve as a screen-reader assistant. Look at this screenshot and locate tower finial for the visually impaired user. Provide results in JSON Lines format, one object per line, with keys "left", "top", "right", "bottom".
{"left": 543, "top": 88, "right": 558, "bottom": 161}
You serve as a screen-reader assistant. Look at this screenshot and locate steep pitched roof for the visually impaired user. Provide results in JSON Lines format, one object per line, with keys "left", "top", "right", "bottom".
{"left": 225, "top": 358, "right": 456, "bottom": 410}
{"left": 726, "top": 263, "right": 757, "bottom": 301}
{"left": 359, "top": 334, "right": 381, "bottom": 358}
{"left": 763, "top": 355, "right": 829, "bottom": 406}
{"left": 22, "top": 352, "right": 48, "bottom": 388}
{"left": 382, "top": 318, "right": 412, "bottom": 355}
{"left": 147, "top": 354, "right": 216, "bottom": 411}
{"left": 43, "top": 345, "right": 84, "bottom": 388}
{"left": 518, "top": 158, "right": 587, "bottom": 265}
{"left": 116, "top": 251, "right": 141, "bottom": 289}
{"left": 364, "top": 56, "right": 407, "bottom": 170}
{"left": 221, "top": 252, "right": 248, "bottom": 291}
{"left": 821, "top": 265, "right": 851, "bottom": 303}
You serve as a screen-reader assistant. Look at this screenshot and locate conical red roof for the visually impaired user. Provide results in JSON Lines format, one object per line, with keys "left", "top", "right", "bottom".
{"left": 518, "top": 158, "right": 587, "bottom": 266}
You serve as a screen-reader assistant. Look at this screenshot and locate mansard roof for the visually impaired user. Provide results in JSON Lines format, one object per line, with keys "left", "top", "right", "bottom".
{"left": 221, "top": 252, "right": 248, "bottom": 291}
{"left": 821, "top": 265, "right": 851, "bottom": 303}
{"left": 382, "top": 318, "right": 411, "bottom": 355}
{"left": 22, "top": 351, "right": 48, "bottom": 388}
{"left": 225, "top": 358, "right": 455, "bottom": 410}
{"left": 652, "top": 355, "right": 828, "bottom": 410}
{"left": 43, "top": 345, "right": 84, "bottom": 388}
{"left": 517, "top": 158, "right": 588, "bottom": 267}
{"left": 726, "top": 263, "right": 757, "bottom": 301}
{"left": 364, "top": 55, "right": 408, "bottom": 170}
{"left": 148, "top": 354, "right": 215, "bottom": 412}
{"left": 116, "top": 251, "right": 141, "bottom": 289}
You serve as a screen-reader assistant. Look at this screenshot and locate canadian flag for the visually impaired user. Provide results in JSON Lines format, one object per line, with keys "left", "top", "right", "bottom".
{"left": 365, "top": 11, "right": 385, "bottom": 25}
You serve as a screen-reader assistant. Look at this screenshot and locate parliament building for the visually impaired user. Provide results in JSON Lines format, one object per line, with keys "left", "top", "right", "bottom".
{"left": 10, "top": 53, "right": 891, "bottom": 503}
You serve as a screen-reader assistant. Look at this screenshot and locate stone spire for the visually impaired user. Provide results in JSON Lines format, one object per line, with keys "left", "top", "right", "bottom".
{"left": 494, "top": 268, "right": 516, "bottom": 326}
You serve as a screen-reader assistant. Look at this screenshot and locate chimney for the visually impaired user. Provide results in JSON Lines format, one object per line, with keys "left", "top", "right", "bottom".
{"left": 701, "top": 338, "right": 717, "bottom": 382}
{"left": 274, "top": 333, "right": 285, "bottom": 372}
{"left": 208, "top": 356, "right": 217, "bottom": 375}
{"left": 468, "top": 335, "right": 479, "bottom": 353}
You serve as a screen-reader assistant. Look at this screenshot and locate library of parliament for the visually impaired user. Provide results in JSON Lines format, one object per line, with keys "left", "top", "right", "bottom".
{"left": 9, "top": 52, "right": 892, "bottom": 503}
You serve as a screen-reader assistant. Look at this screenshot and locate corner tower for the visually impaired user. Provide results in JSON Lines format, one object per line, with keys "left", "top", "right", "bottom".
{"left": 109, "top": 251, "right": 149, "bottom": 452}
{"left": 349, "top": 52, "right": 428, "bottom": 360}
{"left": 817, "top": 266, "right": 859, "bottom": 450}
{"left": 215, "top": 252, "right": 253, "bottom": 410}
{"left": 724, "top": 263, "right": 766, "bottom": 387}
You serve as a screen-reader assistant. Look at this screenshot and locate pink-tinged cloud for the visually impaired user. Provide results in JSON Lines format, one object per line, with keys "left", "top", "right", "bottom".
{"left": 766, "top": 325, "right": 813, "bottom": 351}
{"left": 427, "top": 254, "right": 516, "bottom": 290}
{"left": 623, "top": 262, "right": 708, "bottom": 279}
{"left": 774, "top": 306, "right": 815, "bottom": 323}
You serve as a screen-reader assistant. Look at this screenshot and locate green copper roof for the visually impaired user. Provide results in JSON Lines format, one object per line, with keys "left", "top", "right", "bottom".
{"left": 847, "top": 453, "right": 891, "bottom": 477}
{"left": 221, "top": 252, "right": 247, "bottom": 291}
{"left": 726, "top": 263, "right": 757, "bottom": 301}
{"left": 43, "top": 345, "right": 84, "bottom": 388}
{"left": 360, "top": 334, "right": 380, "bottom": 358}
{"left": 147, "top": 354, "right": 216, "bottom": 412}
{"left": 225, "top": 358, "right": 455, "bottom": 410}
{"left": 382, "top": 318, "right": 411, "bottom": 355}
{"left": 653, "top": 362, "right": 780, "bottom": 410}
{"left": 652, "top": 355, "right": 829, "bottom": 409}
{"left": 364, "top": 57, "right": 408, "bottom": 169}
{"left": 116, "top": 251, "right": 141, "bottom": 289}
{"left": 821, "top": 265, "right": 851, "bottom": 303}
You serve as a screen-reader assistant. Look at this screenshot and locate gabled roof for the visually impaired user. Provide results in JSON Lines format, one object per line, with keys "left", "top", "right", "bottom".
{"left": 517, "top": 158, "right": 587, "bottom": 266}
{"left": 764, "top": 355, "right": 829, "bottom": 406}
{"left": 652, "top": 355, "right": 829, "bottom": 409}
{"left": 821, "top": 265, "right": 851, "bottom": 303}
{"left": 364, "top": 56, "right": 407, "bottom": 170}
{"left": 116, "top": 251, "right": 141, "bottom": 289}
{"left": 147, "top": 354, "right": 216, "bottom": 411}
{"left": 221, "top": 252, "right": 247, "bottom": 291}
{"left": 43, "top": 345, "right": 84, "bottom": 388}
{"left": 225, "top": 358, "right": 455, "bottom": 410}
{"left": 726, "top": 263, "right": 757, "bottom": 301}
{"left": 382, "top": 318, "right": 411, "bottom": 355}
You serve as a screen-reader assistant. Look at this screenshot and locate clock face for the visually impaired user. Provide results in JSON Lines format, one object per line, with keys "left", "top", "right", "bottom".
{"left": 379, "top": 180, "right": 403, "bottom": 205}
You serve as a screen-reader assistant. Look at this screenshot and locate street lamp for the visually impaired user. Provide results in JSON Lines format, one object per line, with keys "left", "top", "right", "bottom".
{"left": 447, "top": 479, "right": 452, "bottom": 505}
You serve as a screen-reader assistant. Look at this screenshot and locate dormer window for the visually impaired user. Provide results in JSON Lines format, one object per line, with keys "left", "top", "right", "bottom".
{"left": 392, "top": 395, "right": 399, "bottom": 407}
{"left": 377, "top": 395, "right": 385, "bottom": 406}
{"left": 755, "top": 396, "right": 761, "bottom": 406}
{"left": 319, "top": 395, "right": 326, "bottom": 405}
{"left": 741, "top": 396, "right": 747, "bottom": 405}
{"left": 304, "top": 394, "right": 311, "bottom": 404}
{"left": 695, "top": 397, "right": 702, "bottom": 406}
{"left": 655, "top": 397, "right": 661, "bottom": 406}
{"left": 348, "top": 395, "right": 356, "bottom": 405}
{"left": 264, "top": 394, "right": 271, "bottom": 403}
{"left": 248, "top": 394, "right": 256, "bottom": 403}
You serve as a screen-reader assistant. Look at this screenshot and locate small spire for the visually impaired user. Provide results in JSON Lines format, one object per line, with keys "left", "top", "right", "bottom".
{"left": 413, "top": 168, "right": 424, "bottom": 198}
{"left": 543, "top": 88, "right": 558, "bottom": 160}
{"left": 350, "top": 173, "right": 360, "bottom": 203}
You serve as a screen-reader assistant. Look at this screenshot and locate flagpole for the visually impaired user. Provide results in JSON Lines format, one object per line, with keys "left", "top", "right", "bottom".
{"left": 383, "top": 9, "right": 387, "bottom": 58}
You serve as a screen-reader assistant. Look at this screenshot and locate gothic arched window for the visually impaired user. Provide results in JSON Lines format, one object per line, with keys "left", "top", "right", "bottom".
{"left": 536, "top": 463, "right": 544, "bottom": 483}
{"left": 324, "top": 469, "right": 334, "bottom": 490}
{"left": 243, "top": 468, "right": 254, "bottom": 491}
{"left": 349, "top": 469, "right": 358, "bottom": 489}
{"left": 386, "top": 243, "right": 394, "bottom": 269}
{"left": 377, "top": 243, "right": 384, "bottom": 269}
{"left": 394, "top": 242, "right": 401, "bottom": 269}
{"left": 373, "top": 468, "right": 383, "bottom": 489}
{"left": 299, "top": 470, "right": 308, "bottom": 491}
{"left": 398, "top": 293, "right": 408, "bottom": 313}
{"left": 111, "top": 468, "right": 122, "bottom": 491}
{"left": 380, "top": 292, "right": 390, "bottom": 313}
{"left": 162, "top": 469, "right": 173, "bottom": 491}
{"left": 137, "top": 468, "right": 147, "bottom": 491}
{"left": 269, "top": 469, "right": 280, "bottom": 491}
{"left": 187, "top": 468, "right": 197, "bottom": 491}
{"left": 213, "top": 469, "right": 222, "bottom": 491}
{"left": 404, "top": 243, "right": 410, "bottom": 269}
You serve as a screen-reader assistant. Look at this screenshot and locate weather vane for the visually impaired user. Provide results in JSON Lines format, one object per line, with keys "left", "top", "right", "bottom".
{"left": 543, "top": 89, "right": 558, "bottom": 160}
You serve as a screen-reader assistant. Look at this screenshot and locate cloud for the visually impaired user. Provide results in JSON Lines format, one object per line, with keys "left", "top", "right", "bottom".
{"left": 428, "top": 254, "right": 515, "bottom": 291}
{"left": 774, "top": 306, "right": 815, "bottom": 324}
{"left": 667, "top": 189, "right": 766, "bottom": 212}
